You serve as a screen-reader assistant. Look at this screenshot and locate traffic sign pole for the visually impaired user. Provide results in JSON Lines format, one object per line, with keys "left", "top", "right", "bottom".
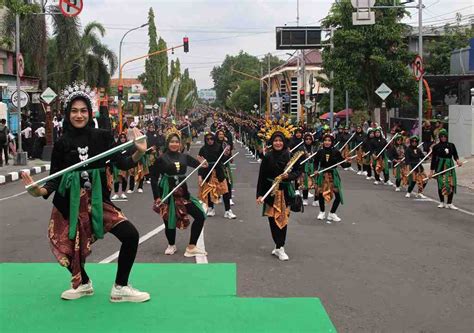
{"left": 14, "top": 13, "right": 27, "bottom": 166}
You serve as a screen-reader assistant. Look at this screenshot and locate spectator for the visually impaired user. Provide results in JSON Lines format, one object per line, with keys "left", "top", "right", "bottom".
{"left": 33, "top": 122, "right": 46, "bottom": 159}
{"left": 21, "top": 122, "right": 33, "bottom": 158}
{"left": 0, "top": 119, "right": 9, "bottom": 166}
{"left": 421, "top": 121, "right": 434, "bottom": 153}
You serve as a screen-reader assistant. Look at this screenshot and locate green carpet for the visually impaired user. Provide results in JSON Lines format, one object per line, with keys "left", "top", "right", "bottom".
{"left": 0, "top": 263, "right": 336, "bottom": 333}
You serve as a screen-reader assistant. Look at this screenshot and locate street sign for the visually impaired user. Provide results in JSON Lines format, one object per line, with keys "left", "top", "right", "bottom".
{"left": 412, "top": 55, "right": 424, "bottom": 81}
{"left": 17, "top": 53, "right": 24, "bottom": 78}
{"left": 304, "top": 100, "right": 314, "bottom": 109}
{"left": 272, "top": 103, "right": 279, "bottom": 110}
{"left": 253, "top": 104, "right": 258, "bottom": 109}
{"left": 41, "top": 87, "right": 57, "bottom": 105}
{"left": 375, "top": 83, "right": 392, "bottom": 101}
{"left": 351, "top": 0, "right": 376, "bottom": 8}
{"left": 10, "top": 90, "right": 29, "bottom": 108}
{"left": 59, "top": 0, "right": 83, "bottom": 18}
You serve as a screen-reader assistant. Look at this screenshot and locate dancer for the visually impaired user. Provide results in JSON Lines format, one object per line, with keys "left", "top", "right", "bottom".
{"left": 314, "top": 134, "right": 347, "bottom": 223}
{"left": 151, "top": 126, "right": 208, "bottom": 256}
{"left": 362, "top": 128, "right": 374, "bottom": 179}
{"left": 299, "top": 132, "right": 318, "bottom": 206}
{"left": 429, "top": 129, "right": 463, "bottom": 209}
{"left": 353, "top": 125, "right": 366, "bottom": 174}
{"left": 198, "top": 132, "right": 237, "bottom": 219}
{"left": 405, "top": 136, "right": 427, "bottom": 198}
{"left": 111, "top": 133, "right": 130, "bottom": 200}
{"left": 21, "top": 83, "right": 150, "bottom": 302}
{"left": 389, "top": 134, "right": 408, "bottom": 192}
{"left": 216, "top": 128, "right": 236, "bottom": 206}
{"left": 256, "top": 119, "right": 300, "bottom": 261}
{"left": 370, "top": 127, "right": 393, "bottom": 186}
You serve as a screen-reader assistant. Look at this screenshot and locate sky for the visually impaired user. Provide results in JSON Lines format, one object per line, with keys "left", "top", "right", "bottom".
{"left": 68, "top": 0, "right": 474, "bottom": 89}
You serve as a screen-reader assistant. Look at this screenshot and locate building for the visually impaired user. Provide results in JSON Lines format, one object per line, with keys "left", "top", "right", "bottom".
{"left": 262, "top": 49, "right": 328, "bottom": 120}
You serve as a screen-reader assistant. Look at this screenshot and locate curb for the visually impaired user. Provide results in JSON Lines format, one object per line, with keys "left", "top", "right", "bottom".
{"left": 0, "top": 164, "right": 50, "bottom": 185}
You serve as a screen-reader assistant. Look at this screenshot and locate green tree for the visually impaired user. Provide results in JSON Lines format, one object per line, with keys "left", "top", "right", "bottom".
{"left": 425, "top": 21, "right": 474, "bottom": 75}
{"left": 321, "top": 0, "right": 416, "bottom": 117}
{"left": 157, "top": 37, "right": 169, "bottom": 97}
{"left": 227, "top": 79, "right": 260, "bottom": 113}
{"left": 141, "top": 8, "right": 160, "bottom": 104}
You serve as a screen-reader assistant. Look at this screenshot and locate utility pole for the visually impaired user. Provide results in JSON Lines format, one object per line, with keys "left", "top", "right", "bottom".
{"left": 267, "top": 55, "right": 270, "bottom": 119}
{"left": 259, "top": 64, "right": 262, "bottom": 117}
{"left": 345, "top": 90, "right": 349, "bottom": 127}
{"left": 14, "top": 14, "right": 26, "bottom": 165}
{"left": 329, "top": 27, "right": 335, "bottom": 130}
{"left": 418, "top": 0, "right": 423, "bottom": 137}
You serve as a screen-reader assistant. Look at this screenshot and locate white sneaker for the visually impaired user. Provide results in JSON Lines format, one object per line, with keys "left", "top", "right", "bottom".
{"left": 275, "top": 247, "right": 289, "bottom": 261}
{"left": 303, "top": 199, "right": 308, "bottom": 206}
{"left": 207, "top": 208, "right": 216, "bottom": 217}
{"left": 437, "top": 202, "right": 445, "bottom": 208}
{"left": 230, "top": 199, "right": 235, "bottom": 206}
{"left": 126, "top": 190, "right": 133, "bottom": 194}
{"left": 137, "top": 188, "right": 143, "bottom": 193}
{"left": 61, "top": 280, "right": 94, "bottom": 300}
{"left": 184, "top": 246, "right": 208, "bottom": 257}
{"left": 146, "top": 180, "right": 151, "bottom": 184}
{"left": 110, "top": 284, "right": 150, "bottom": 303}
{"left": 120, "top": 193, "right": 127, "bottom": 199}
{"left": 416, "top": 193, "right": 426, "bottom": 199}
{"left": 362, "top": 171, "right": 368, "bottom": 176}
{"left": 164, "top": 245, "right": 177, "bottom": 255}
{"left": 370, "top": 176, "right": 375, "bottom": 180}
{"left": 395, "top": 187, "right": 401, "bottom": 192}
{"left": 224, "top": 210, "right": 237, "bottom": 219}
{"left": 111, "top": 194, "right": 119, "bottom": 200}
{"left": 446, "top": 204, "right": 458, "bottom": 210}
{"left": 374, "top": 181, "right": 380, "bottom": 185}
{"left": 343, "top": 167, "right": 350, "bottom": 171}
{"left": 366, "top": 176, "right": 371, "bottom": 180}
{"left": 308, "top": 192, "right": 314, "bottom": 198}
{"left": 317, "top": 211, "right": 326, "bottom": 220}
{"left": 328, "top": 213, "right": 341, "bottom": 222}
{"left": 405, "top": 193, "right": 411, "bottom": 198}
{"left": 312, "top": 201, "right": 319, "bottom": 207}
{"left": 385, "top": 180, "right": 394, "bottom": 186}
{"left": 357, "top": 171, "right": 362, "bottom": 175}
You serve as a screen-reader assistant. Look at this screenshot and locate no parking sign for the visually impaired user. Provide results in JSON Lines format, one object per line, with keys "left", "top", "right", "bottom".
{"left": 59, "top": 0, "right": 83, "bottom": 18}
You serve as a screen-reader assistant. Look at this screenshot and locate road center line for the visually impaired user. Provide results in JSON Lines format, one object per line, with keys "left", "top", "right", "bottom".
{"left": 0, "top": 191, "right": 27, "bottom": 202}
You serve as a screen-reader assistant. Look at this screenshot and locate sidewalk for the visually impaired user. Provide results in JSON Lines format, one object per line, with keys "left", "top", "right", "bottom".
{"left": 0, "top": 158, "right": 50, "bottom": 185}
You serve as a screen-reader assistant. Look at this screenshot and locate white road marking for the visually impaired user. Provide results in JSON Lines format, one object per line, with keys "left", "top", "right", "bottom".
{"left": 0, "top": 191, "right": 27, "bottom": 202}
{"left": 99, "top": 224, "right": 165, "bottom": 263}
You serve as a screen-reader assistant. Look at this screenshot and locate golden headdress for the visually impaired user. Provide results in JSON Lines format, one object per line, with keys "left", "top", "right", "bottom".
{"left": 258, "top": 118, "right": 296, "bottom": 141}
{"left": 165, "top": 126, "right": 181, "bottom": 141}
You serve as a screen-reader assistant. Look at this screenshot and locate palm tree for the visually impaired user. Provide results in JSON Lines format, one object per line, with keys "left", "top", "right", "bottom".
{"left": 76, "top": 21, "right": 117, "bottom": 88}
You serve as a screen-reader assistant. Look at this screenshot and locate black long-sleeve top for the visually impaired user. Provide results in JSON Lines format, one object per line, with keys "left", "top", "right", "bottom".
{"left": 362, "top": 136, "right": 373, "bottom": 153}
{"left": 369, "top": 137, "right": 388, "bottom": 156}
{"left": 198, "top": 143, "right": 226, "bottom": 181}
{"left": 150, "top": 151, "right": 200, "bottom": 199}
{"left": 256, "top": 150, "right": 301, "bottom": 206}
{"left": 430, "top": 142, "right": 459, "bottom": 171}
{"left": 353, "top": 132, "right": 365, "bottom": 145}
{"left": 405, "top": 145, "right": 425, "bottom": 168}
{"left": 43, "top": 128, "right": 137, "bottom": 220}
{"left": 313, "top": 147, "right": 344, "bottom": 171}
{"left": 388, "top": 144, "right": 406, "bottom": 161}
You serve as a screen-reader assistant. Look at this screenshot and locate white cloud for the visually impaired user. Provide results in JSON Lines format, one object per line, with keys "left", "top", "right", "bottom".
{"left": 66, "top": 0, "right": 472, "bottom": 89}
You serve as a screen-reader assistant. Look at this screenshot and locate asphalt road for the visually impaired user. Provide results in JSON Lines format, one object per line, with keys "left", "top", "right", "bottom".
{"left": 1, "top": 138, "right": 473, "bottom": 332}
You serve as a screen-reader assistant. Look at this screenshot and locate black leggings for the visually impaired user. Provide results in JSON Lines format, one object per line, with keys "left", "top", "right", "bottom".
{"left": 208, "top": 192, "right": 231, "bottom": 211}
{"left": 67, "top": 221, "right": 139, "bottom": 287}
{"left": 438, "top": 189, "right": 454, "bottom": 204}
{"left": 374, "top": 168, "right": 389, "bottom": 182}
{"left": 408, "top": 181, "right": 426, "bottom": 193}
{"left": 363, "top": 164, "right": 372, "bottom": 177}
{"left": 319, "top": 192, "right": 341, "bottom": 213}
{"left": 164, "top": 202, "right": 206, "bottom": 246}
{"left": 114, "top": 177, "right": 128, "bottom": 193}
{"left": 150, "top": 174, "right": 160, "bottom": 200}
{"left": 227, "top": 180, "right": 233, "bottom": 200}
{"left": 268, "top": 217, "right": 287, "bottom": 248}
{"left": 129, "top": 176, "right": 144, "bottom": 191}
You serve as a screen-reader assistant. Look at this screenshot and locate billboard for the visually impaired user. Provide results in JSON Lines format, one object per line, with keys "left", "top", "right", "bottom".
{"left": 128, "top": 93, "right": 141, "bottom": 103}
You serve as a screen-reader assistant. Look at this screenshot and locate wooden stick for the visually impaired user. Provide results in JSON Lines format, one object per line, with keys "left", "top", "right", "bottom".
{"left": 423, "top": 161, "right": 468, "bottom": 181}
{"left": 339, "top": 132, "right": 355, "bottom": 152}
{"left": 310, "top": 155, "right": 357, "bottom": 177}
{"left": 299, "top": 151, "right": 318, "bottom": 165}
{"left": 349, "top": 142, "right": 363, "bottom": 154}
{"left": 201, "top": 148, "right": 227, "bottom": 184}
{"left": 157, "top": 160, "right": 207, "bottom": 207}
{"left": 289, "top": 131, "right": 316, "bottom": 153}
{"left": 407, "top": 150, "right": 432, "bottom": 177}
{"left": 223, "top": 151, "right": 239, "bottom": 165}
{"left": 25, "top": 135, "right": 146, "bottom": 190}
{"left": 375, "top": 133, "right": 399, "bottom": 159}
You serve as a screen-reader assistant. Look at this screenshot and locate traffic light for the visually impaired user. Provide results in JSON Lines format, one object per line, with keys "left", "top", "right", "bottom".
{"left": 299, "top": 89, "right": 305, "bottom": 104}
{"left": 118, "top": 85, "right": 123, "bottom": 100}
{"left": 183, "top": 37, "right": 189, "bottom": 53}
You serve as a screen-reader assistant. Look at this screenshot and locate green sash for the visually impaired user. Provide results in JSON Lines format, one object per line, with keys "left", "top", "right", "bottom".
{"left": 436, "top": 158, "right": 457, "bottom": 193}
{"left": 58, "top": 169, "right": 104, "bottom": 240}
{"left": 303, "top": 162, "right": 314, "bottom": 188}
{"left": 316, "top": 169, "right": 344, "bottom": 204}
